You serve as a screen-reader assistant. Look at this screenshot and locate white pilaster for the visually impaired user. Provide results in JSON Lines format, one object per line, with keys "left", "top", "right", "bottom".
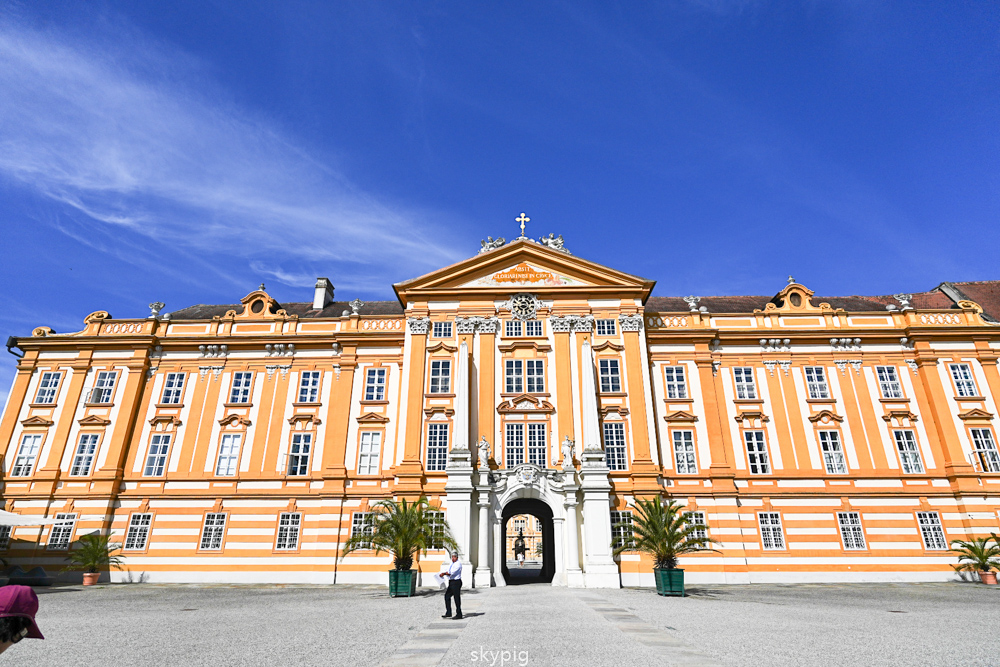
{"left": 445, "top": 341, "right": 474, "bottom": 576}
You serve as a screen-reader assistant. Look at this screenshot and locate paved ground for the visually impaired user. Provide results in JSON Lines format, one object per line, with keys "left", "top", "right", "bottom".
{"left": 9, "top": 582, "right": 1000, "bottom": 666}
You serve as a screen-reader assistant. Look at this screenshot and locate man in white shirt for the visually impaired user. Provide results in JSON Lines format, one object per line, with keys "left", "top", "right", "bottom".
{"left": 441, "top": 552, "right": 463, "bottom": 619}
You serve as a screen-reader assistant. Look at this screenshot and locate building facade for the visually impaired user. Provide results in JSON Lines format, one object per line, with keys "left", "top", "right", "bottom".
{"left": 3, "top": 235, "right": 1000, "bottom": 586}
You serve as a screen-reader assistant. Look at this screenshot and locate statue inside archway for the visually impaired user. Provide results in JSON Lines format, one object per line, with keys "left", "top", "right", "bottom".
{"left": 513, "top": 530, "right": 527, "bottom": 567}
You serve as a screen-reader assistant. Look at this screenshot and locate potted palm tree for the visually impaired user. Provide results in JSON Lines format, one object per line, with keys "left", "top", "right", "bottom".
{"left": 612, "top": 498, "right": 719, "bottom": 596}
{"left": 950, "top": 536, "right": 1000, "bottom": 585}
{"left": 342, "top": 497, "right": 458, "bottom": 597}
{"left": 64, "top": 533, "right": 124, "bottom": 586}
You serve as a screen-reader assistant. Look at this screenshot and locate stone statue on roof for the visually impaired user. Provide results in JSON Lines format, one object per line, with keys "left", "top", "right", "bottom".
{"left": 480, "top": 236, "right": 506, "bottom": 254}
{"left": 539, "top": 233, "right": 570, "bottom": 254}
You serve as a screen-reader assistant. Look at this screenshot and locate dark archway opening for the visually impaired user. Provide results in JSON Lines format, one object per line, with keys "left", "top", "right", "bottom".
{"left": 501, "top": 498, "right": 554, "bottom": 585}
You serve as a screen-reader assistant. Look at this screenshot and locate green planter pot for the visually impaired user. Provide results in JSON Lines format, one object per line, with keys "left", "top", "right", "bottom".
{"left": 653, "top": 567, "right": 684, "bottom": 597}
{"left": 388, "top": 569, "right": 417, "bottom": 597}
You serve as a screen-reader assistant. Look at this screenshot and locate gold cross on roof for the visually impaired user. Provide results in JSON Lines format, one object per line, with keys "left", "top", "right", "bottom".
{"left": 516, "top": 212, "right": 530, "bottom": 238}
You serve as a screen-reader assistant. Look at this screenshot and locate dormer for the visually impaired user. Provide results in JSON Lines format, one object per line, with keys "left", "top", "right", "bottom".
{"left": 760, "top": 278, "right": 833, "bottom": 313}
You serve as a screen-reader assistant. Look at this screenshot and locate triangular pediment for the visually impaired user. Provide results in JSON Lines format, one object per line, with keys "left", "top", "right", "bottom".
{"left": 394, "top": 238, "right": 654, "bottom": 305}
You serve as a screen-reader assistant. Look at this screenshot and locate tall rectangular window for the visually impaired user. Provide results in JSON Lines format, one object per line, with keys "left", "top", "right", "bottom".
{"left": 524, "top": 320, "right": 542, "bottom": 337}
{"left": 287, "top": 433, "right": 312, "bottom": 475}
{"left": 916, "top": 511, "right": 947, "bottom": 550}
{"left": 734, "top": 367, "right": 757, "bottom": 400}
{"left": 215, "top": 434, "right": 242, "bottom": 476}
{"left": 685, "top": 511, "right": 708, "bottom": 541}
{"left": 47, "top": 514, "right": 76, "bottom": 551}
{"left": 603, "top": 422, "right": 628, "bottom": 471}
{"left": 297, "top": 371, "right": 321, "bottom": 403}
{"left": 527, "top": 423, "right": 547, "bottom": 467}
{"left": 427, "top": 510, "right": 447, "bottom": 549}
{"left": 599, "top": 359, "right": 621, "bottom": 393}
{"left": 432, "top": 321, "right": 452, "bottom": 338}
{"left": 819, "top": 431, "right": 848, "bottom": 474}
{"left": 970, "top": 428, "right": 1000, "bottom": 473}
{"left": 199, "top": 513, "right": 227, "bottom": 550}
{"left": 744, "top": 431, "right": 770, "bottom": 474}
{"left": 11, "top": 434, "right": 42, "bottom": 477}
{"left": 505, "top": 423, "right": 524, "bottom": 467}
{"left": 804, "top": 367, "right": 829, "bottom": 400}
{"left": 358, "top": 432, "right": 381, "bottom": 475}
{"left": 837, "top": 511, "right": 866, "bottom": 550}
{"left": 0, "top": 526, "right": 10, "bottom": 550}
{"left": 351, "top": 512, "right": 373, "bottom": 549}
{"left": 143, "top": 434, "right": 171, "bottom": 477}
{"left": 758, "top": 512, "right": 785, "bottom": 550}
{"left": 275, "top": 512, "right": 301, "bottom": 550}
{"left": 893, "top": 430, "right": 925, "bottom": 474}
{"left": 596, "top": 319, "right": 616, "bottom": 336}
{"left": 229, "top": 372, "right": 253, "bottom": 404}
{"left": 673, "top": 431, "right": 697, "bottom": 474}
{"left": 526, "top": 360, "right": 545, "bottom": 393}
{"left": 426, "top": 424, "right": 449, "bottom": 471}
{"left": 610, "top": 510, "right": 634, "bottom": 549}
{"left": 160, "top": 372, "right": 185, "bottom": 404}
{"left": 90, "top": 371, "right": 117, "bottom": 404}
{"left": 505, "top": 360, "right": 523, "bottom": 394}
{"left": 34, "top": 371, "right": 62, "bottom": 404}
{"left": 663, "top": 366, "right": 688, "bottom": 400}
{"left": 365, "top": 368, "right": 387, "bottom": 401}
{"left": 429, "top": 361, "right": 451, "bottom": 394}
{"left": 70, "top": 434, "right": 99, "bottom": 476}
{"left": 505, "top": 320, "right": 522, "bottom": 337}
{"left": 124, "top": 513, "right": 152, "bottom": 551}
{"left": 949, "top": 363, "right": 978, "bottom": 397}
{"left": 876, "top": 366, "right": 903, "bottom": 399}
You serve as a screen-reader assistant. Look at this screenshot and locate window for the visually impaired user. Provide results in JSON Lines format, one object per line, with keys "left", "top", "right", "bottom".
{"left": 0, "top": 526, "right": 10, "bottom": 550}
{"left": 11, "top": 434, "right": 42, "bottom": 477}
{"left": 297, "top": 371, "right": 321, "bottom": 403}
{"left": 34, "top": 371, "right": 62, "bottom": 404}
{"left": 358, "top": 432, "right": 381, "bottom": 475}
{"left": 506, "top": 360, "right": 544, "bottom": 394}
{"left": 876, "top": 366, "right": 903, "bottom": 399}
{"left": 229, "top": 372, "right": 253, "bottom": 404}
{"left": 426, "top": 423, "right": 449, "bottom": 471}
{"left": 804, "top": 367, "right": 829, "bottom": 400}
{"left": 513, "top": 517, "right": 526, "bottom": 531}
{"left": 603, "top": 422, "right": 628, "bottom": 471}
{"left": 287, "top": 433, "right": 312, "bottom": 476}
{"left": 505, "top": 423, "right": 524, "bottom": 467}
{"left": 143, "top": 434, "right": 172, "bottom": 477}
{"left": 734, "top": 367, "right": 757, "bottom": 400}
{"left": 758, "top": 512, "right": 785, "bottom": 550}
{"left": 610, "top": 510, "right": 634, "bottom": 549}
{"left": 505, "top": 320, "right": 522, "bottom": 337}
{"left": 949, "top": 363, "right": 978, "bottom": 397}
{"left": 429, "top": 360, "right": 451, "bottom": 394}
{"left": 916, "top": 511, "right": 947, "bottom": 550}
{"left": 673, "top": 431, "right": 697, "bottom": 474}
{"left": 527, "top": 423, "right": 546, "bottom": 467}
{"left": 818, "top": 431, "right": 848, "bottom": 474}
{"left": 893, "top": 430, "right": 924, "bottom": 474}
{"left": 160, "top": 372, "right": 185, "bottom": 404}
{"left": 684, "top": 511, "right": 708, "bottom": 541}
{"left": 524, "top": 320, "right": 542, "bottom": 337}
{"left": 275, "top": 512, "right": 301, "bottom": 550}
{"left": 199, "top": 513, "right": 227, "bottom": 550}
{"left": 970, "top": 428, "right": 1000, "bottom": 473}
{"left": 596, "top": 319, "right": 616, "bottom": 336}
{"left": 70, "top": 434, "right": 99, "bottom": 477}
{"left": 526, "top": 360, "right": 544, "bottom": 393}
{"left": 504, "top": 423, "right": 546, "bottom": 467}
{"left": 744, "top": 431, "right": 770, "bottom": 474}
{"left": 215, "top": 434, "right": 242, "bottom": 476}
{"left": 432, "top": 321, "right": 452, "bottom": 338}
{"left": 124, "top": 513, "right": 152, "bottom": 551}
{"left": 47, "top": 513, "right": 76, "bottom": 551}
{"left": 663, "top": 366, "right": 688, "bottom": 400}
{"left": 427, "top": 510, "right": 448, "bottom": 549}
{"left": 599, "top": 359, "right": 621, "bottom": 393}
{"left": 90, "top": 371, "right": 117, "bottom": 404}
{"left": 837, "top": 512, "right": 866, "bottom": 550}
{"left": 505, "top": 360, "right": 523, "bottom": 394}
{"left": 364, "top": 368, "right": 386, "bottom": 401}
{"left": 351, "top": 512, "right": 374, "bottom": 549}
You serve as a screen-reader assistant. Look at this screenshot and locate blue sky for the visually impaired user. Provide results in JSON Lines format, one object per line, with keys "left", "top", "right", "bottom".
{"left": 0, "top": 1, "right": 998, "bottom": 403}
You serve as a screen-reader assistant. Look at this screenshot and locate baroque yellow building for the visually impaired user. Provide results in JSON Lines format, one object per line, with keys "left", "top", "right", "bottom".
{"left": 3, "top": 231, "right": 1000, "bottom": 586}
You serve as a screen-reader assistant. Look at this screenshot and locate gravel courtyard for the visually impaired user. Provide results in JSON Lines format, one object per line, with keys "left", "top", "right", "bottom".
{"left": 9, "top": 582, "right": 1000, "bottom": 666}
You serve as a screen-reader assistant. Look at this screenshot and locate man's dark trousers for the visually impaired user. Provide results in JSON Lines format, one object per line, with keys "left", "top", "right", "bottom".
{"left": 445, "top": 579, "right": 462, "bottom": 616}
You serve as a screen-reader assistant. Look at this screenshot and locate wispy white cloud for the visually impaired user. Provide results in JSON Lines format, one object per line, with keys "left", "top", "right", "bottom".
{"left": 0, "top": 13, "right": 464, "bottom": 292}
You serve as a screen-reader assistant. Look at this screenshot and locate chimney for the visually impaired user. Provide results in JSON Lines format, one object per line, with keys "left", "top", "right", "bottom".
{"left": 313, "top": 278, "right": 334, "bottom": 309}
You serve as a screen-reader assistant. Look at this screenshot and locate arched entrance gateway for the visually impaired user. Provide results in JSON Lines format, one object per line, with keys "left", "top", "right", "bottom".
{"left": 501, "top": 499, "right": 554, "bottom": 584}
